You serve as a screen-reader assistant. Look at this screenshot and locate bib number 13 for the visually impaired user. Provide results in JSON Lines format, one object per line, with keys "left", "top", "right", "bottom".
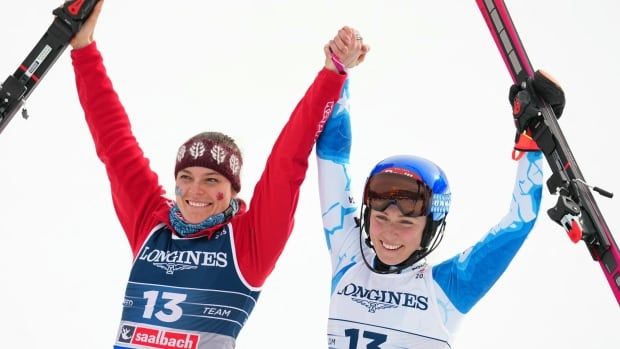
{"left": 344, "top": 329, "right": 387, "bottom": 349}
{"left": 143, "top": 290, "right": 187, "bottom": 322}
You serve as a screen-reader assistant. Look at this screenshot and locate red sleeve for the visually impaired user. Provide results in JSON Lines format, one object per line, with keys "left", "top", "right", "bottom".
{"left": 233, "top": 68, "right": 346, "bottom": 287}
{"left": 71, "top": 42, "right": 167, "bottom": 257}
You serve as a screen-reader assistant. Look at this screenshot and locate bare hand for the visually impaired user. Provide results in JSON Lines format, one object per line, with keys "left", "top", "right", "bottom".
{"left": 69, "top": 0, "right": 103, "bottom": 49}
{"left": 324, "top": 26, "right": 370, "bottom": 73}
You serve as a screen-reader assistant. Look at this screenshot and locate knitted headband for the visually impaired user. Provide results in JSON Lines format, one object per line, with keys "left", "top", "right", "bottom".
{"left": 174, "top": 134, "right": 242, "bottom": 192}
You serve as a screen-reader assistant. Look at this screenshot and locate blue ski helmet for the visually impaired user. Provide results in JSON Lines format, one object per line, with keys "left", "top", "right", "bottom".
{"left": 360, "top": 155, "right": 451, "bottom": 273}
{"left": 364, "top": 155, "right": 451, "bottom": 222}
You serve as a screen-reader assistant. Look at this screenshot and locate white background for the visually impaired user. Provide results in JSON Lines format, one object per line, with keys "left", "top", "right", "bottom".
{"left": 1, "top": 1, "right": 619, "bottom": 348}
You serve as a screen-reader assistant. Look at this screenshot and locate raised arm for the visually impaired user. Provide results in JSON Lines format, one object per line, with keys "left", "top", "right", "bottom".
{"left": 432, "top": 151, "right": 543, "bottom": 314}
{"left": 232, "top": 27, "right": 368, "bottom": 288}
{"left": 432, "top": 70, "right": 565, "bottom": 315}
{"left": 316, "top": 80, "right": 363, "bottom": 294}
{"left": 70, "top": 2, "right": 167, "bottom": 255}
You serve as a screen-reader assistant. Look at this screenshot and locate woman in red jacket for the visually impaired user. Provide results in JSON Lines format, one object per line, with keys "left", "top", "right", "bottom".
{"left": 69, "top": 2, "right": 369, "bottom": 348}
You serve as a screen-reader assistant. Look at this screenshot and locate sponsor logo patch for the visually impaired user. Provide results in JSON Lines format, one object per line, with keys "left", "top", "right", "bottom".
{"left": 337, "top": 283, "right": 429, "bottom": 313}
{"left": 138, "top": 247, "right": 228, "bottom": 275}
{"left": 118, "top": 324, "right": 200, "bottom": 349}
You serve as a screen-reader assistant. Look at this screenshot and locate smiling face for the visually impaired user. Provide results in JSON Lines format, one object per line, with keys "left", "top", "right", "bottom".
{"left": 368, "top": 205, "right": 427, "bottom": 266}
{"left": 174, "top": 166, "right": 234, "bottom": 224}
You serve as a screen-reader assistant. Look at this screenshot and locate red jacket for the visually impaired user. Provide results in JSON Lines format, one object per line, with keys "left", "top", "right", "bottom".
{"left": 71, "top": 42, "right": 345, "bottom": 289}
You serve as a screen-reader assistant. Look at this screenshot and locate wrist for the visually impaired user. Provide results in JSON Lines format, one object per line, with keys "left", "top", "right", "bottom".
{"left": 71, "top": 38, "right": 93, "bottom": 50}
{"left": 328, "top": 50, "right": 347, "bottom": 75}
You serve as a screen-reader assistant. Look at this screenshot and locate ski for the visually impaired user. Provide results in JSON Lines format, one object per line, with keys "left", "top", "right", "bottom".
{"left": 476, "top": 0, "right": 620, "bottom": 306}
{"left": 0, "top": 0, "right": 100, "bottom": 135}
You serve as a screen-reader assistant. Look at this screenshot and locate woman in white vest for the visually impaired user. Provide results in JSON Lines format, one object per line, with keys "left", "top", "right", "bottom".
{"left": 316, "top": 70, "right": 565, "bottom": 348}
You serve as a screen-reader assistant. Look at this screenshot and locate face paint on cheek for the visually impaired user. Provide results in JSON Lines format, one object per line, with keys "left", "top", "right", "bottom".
{"left": 216, "top": 192, "right": 224, "bottom": 200}
{"left": 175, "top": 186, "right": 183, "bottom": 196}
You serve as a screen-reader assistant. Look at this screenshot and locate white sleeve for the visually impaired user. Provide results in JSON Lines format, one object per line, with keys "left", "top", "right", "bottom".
{"left": 316, "top": 80, "right": 363, "bottom": 294}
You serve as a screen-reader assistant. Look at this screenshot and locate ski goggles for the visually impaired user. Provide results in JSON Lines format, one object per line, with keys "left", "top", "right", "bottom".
{"left": 365, "top": 173, "right": 432, "bottom": 217}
